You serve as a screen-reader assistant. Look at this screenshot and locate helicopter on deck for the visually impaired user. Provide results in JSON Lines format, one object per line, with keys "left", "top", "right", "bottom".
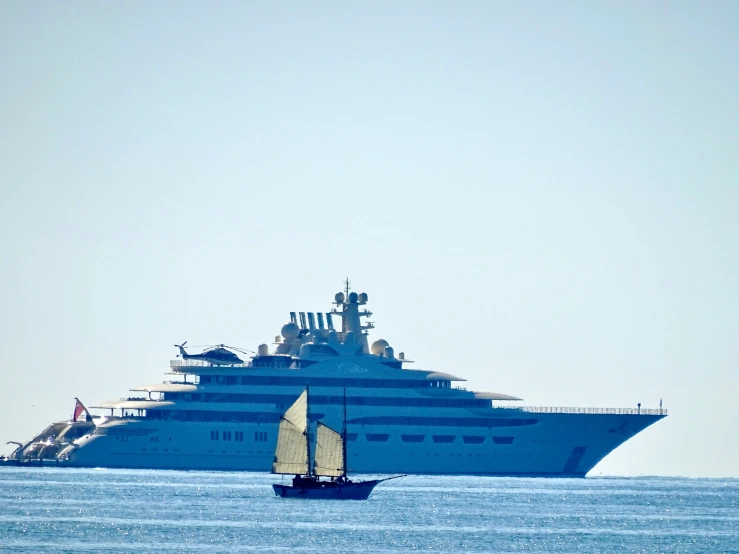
{"left": 174, "top": 342, "right": 252, "bottom": 365}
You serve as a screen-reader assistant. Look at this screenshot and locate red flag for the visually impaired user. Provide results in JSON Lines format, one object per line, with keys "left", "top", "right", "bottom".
{"left": 73, "top": 398, "right": 89, "bottom": 422}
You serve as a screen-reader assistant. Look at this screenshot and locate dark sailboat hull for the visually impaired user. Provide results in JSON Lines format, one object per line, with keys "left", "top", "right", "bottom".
{"left": 272, "top": 479, "right": 385, "bottom": 500}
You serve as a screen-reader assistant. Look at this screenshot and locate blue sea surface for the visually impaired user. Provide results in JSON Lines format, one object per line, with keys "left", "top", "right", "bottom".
{"left": 0, "top": 469, "right": 736, "bottom": 553}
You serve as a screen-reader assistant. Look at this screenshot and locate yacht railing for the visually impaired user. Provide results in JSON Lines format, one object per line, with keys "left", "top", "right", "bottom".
{"left": 510, "top": 406, "right": 667, "bottom": 416}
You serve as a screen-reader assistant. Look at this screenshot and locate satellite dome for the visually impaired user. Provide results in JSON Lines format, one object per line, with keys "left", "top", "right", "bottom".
{"left": 359, "top": 292, "right": 368, "bottom": 303}
{"left": 385, "top": 347, "right": 394, "bottom": 359}
{"left": 335, "top": 292, "right": 345, "bottom": 303}
{"left": 371, "top": 339, "right": 389, "bottom": 355}
{"left": 348, "top": 292, "right": 359, "bottom": 303}
{"left": 281, "top": 322, "right": 300, "bottom": 341}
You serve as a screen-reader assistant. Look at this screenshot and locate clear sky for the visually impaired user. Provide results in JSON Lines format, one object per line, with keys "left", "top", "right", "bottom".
{"left": 1, "top": 1, "right": 737, "bottom": 477}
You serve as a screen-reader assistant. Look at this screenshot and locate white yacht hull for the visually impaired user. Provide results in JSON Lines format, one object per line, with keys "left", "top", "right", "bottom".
{"left": 63, "top": 412, "right": 663, "bottom": 476}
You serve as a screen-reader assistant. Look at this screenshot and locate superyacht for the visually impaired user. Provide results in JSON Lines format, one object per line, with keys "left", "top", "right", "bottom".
{"left": 5, "top": 283, "right": 667, "bottom": 476}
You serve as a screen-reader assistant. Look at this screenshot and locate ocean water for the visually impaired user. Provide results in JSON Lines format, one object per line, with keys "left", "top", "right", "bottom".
{"left": 0, "top": 469, "right": 736, "bottom": 553}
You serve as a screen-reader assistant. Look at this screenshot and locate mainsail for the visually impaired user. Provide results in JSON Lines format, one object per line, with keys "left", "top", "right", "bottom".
{"left": 314, "top": 422, "right": 344, "bottom": 477}
{"left": 272, "top": 390, "right": 309, "bottom": 475}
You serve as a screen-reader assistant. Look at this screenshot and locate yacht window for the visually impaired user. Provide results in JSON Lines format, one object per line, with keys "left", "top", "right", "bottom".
{"left": 347, "top": 416, "right": 538, "bottom": 428}
{"left": 432, "top": 435, "right": 455, "bottom": 443}
{"left": 492, "top": 436, "right": 515, "bottom": 444}
{"left": 401, "top": 434, "right": 425, "bottom": 443}
{"left": 216, "top": 375, "right": 457, "bottom": 389}
{"left": 176, "top": 391, "right": 490, "bottom": 409}
{"left": 365, "top": 433, "right": 389, "bottom": 442}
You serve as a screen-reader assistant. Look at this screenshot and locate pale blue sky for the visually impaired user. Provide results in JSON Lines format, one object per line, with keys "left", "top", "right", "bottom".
{"left": 1, "top": 1, "right": 737, "bottom": 476}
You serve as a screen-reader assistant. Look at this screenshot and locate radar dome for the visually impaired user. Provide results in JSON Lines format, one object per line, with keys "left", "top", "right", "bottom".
{"left": 348, "top": 292, "right": 359, "bottom": 303}
{"left": 371, "top": 339, "right": 389, "bottom": 355}
{"left": 359, "top": 292, "right": 368, "bottom": 303}
{"left": 281, "top": 322, "right": 300, "bottom": 341}
{"left": 385, "top": 347, "right": 394, "bottom": 359}
{"left": 257, "top": 344, "right": 269, "bottom": 356}
{"left": 335, "top": 292, "right": 345, "bottom": 303}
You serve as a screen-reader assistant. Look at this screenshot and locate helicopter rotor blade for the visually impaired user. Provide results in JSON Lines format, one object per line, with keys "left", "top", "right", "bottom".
{"left": 175, "top": 343, "right": 254, "bottom": 355}
{"left": 222, "top": 345, "right": 256, "bottom": 355}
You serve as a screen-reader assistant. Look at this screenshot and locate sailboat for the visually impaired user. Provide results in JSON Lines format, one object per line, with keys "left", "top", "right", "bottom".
{"left": 271, "top": 388, "right": 403, "bottom": 499}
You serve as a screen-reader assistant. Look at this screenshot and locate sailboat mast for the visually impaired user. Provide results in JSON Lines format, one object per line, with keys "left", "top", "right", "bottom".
{"left": 342, "top": 388, "right": 348, "bottom": 479}
{"left": 306, "top": 386, "right": 312, "bottom": 477}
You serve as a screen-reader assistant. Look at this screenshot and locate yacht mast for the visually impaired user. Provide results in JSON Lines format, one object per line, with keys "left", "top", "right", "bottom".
{"left": 306, "top": 386, "right": 312, "bottom": 477}
{"left": 331, "top": 279, "right": 374, "bottom": 353}
{"left": 342, "top": 388, "right": 348, "bottom": 479}
{"left": 343, "top": 277, "right": 351, "bottom": 306}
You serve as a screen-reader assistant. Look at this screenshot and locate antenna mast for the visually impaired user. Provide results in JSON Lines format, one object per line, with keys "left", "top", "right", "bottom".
{"left": 344, "top": 277, "right": 351, "bottom": 306}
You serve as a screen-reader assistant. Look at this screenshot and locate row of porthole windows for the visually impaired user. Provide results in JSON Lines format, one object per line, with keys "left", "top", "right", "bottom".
{"left": 210, "top": 430, "right": 245, "bottom": 441}
{"left": 204, "top": 430, "right": 512, "bottom": 444}
{"left": 209, "top": 430, "right": 263, "bottom": 442}
{"left": 347, "top": 434, "right": 515, "bottom": 444}
{"left": 167, "top": 391, "right": 490, "bottom": 409}
{"left": 146, "top": 410, "right": 535, "bottom": 428}
{"left": 198, "top": 375, "right": 450, "bottom": 389}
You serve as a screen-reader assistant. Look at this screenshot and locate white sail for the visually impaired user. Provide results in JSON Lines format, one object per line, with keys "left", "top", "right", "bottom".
{"left": 272, "top": 390, "right": 309, "bottom": 475}
{"left": 314, "top": 422, "right": 344, "bottom": 477}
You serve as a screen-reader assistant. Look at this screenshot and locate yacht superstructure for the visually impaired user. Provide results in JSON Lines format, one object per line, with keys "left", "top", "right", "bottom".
{"left": 5, "top": 285, "right": 667, "bottom": 476}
